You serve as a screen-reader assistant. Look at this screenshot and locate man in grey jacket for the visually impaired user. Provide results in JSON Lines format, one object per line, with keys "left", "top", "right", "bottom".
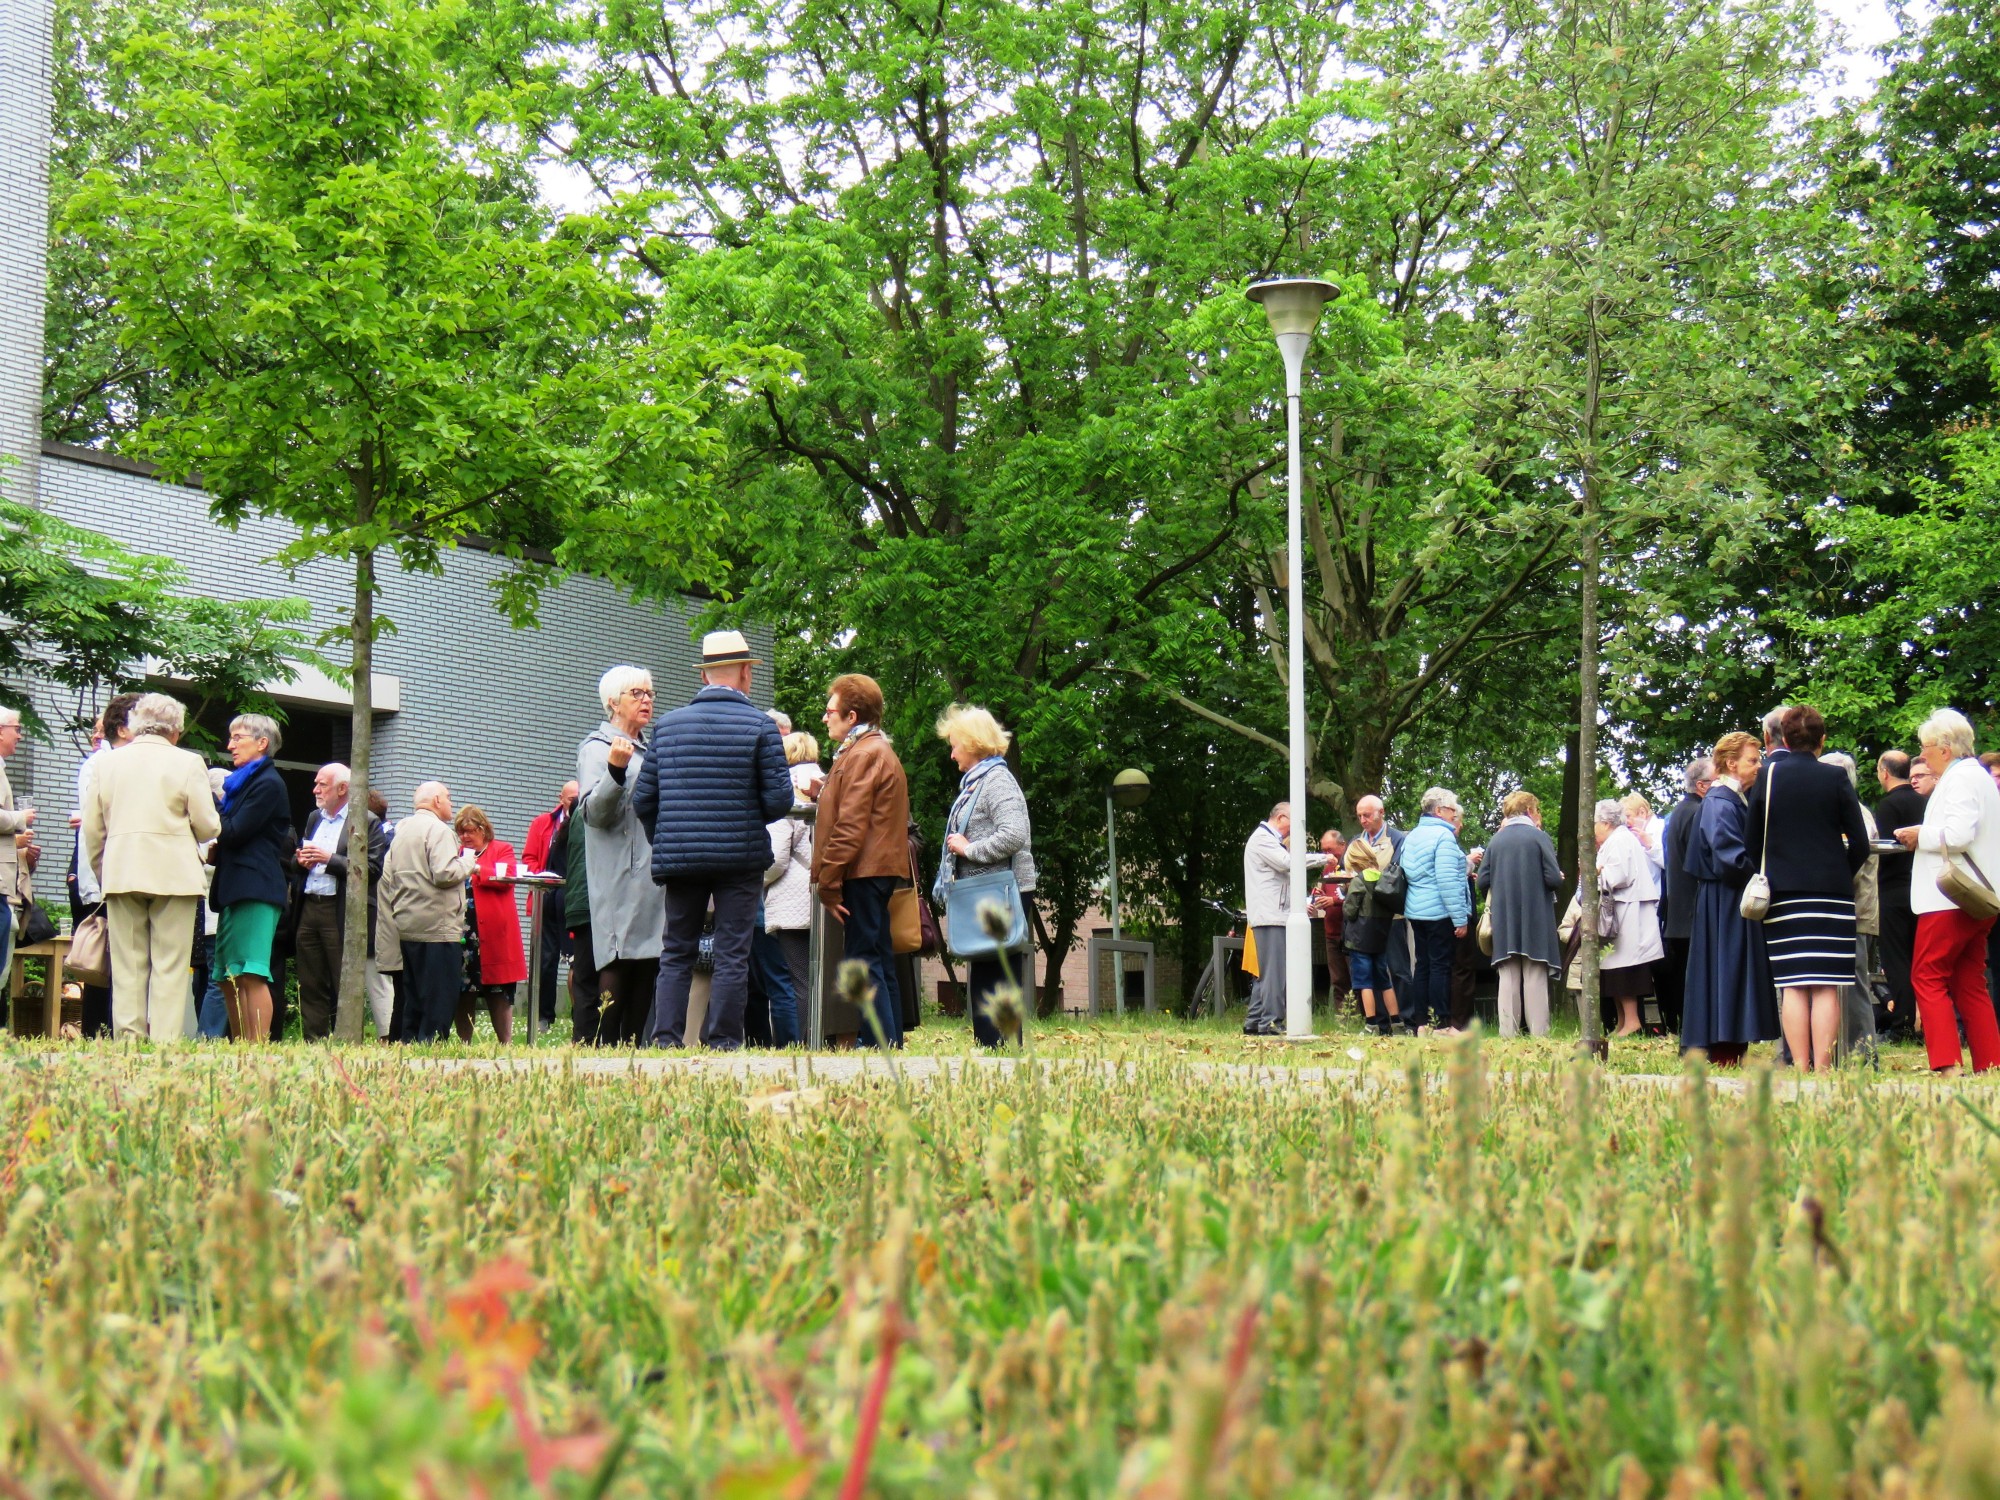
{"left": 378, "top": 782, "right": 477, "bottom": 1043}
{"left": 1242, "top": 803, "right": 1293, "bottom": 1036}
{"left": 578, "top": 665, "right": 665, "bottom": 1045}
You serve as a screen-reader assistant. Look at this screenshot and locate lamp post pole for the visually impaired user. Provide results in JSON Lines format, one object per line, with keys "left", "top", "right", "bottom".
{"left": 1246, "top": 278, "right": 1338, "bottom": 1041}
{"left": 1106, "top": 792, "right": 1121, "bottom": 942}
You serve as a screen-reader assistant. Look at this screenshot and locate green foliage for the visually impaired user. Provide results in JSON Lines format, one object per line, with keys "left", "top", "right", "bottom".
{"left": 62, "top": 0, "right": 732, "bottom": 606}
{"left": 6, "top": 1044, "right": 2000, "bottom": 1492}
{"left": 0, "top": 482, "right": 312, "bottom": 747}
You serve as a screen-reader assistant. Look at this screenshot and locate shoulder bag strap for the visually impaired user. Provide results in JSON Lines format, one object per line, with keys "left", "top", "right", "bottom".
{"left": 1760, "top": 760, "right": 1775, "bottom": 876}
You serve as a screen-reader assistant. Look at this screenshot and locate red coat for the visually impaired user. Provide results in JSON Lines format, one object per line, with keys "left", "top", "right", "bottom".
{"left": 523, "top": 806, "right": 567, "bottom": 872}
{"left": 468, "top": 840, "right": 528, "bottom": 986}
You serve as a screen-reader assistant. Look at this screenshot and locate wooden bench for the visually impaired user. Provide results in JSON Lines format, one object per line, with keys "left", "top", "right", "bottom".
{"left": 8, "top": 936, "right": 75, "bottom": 1037}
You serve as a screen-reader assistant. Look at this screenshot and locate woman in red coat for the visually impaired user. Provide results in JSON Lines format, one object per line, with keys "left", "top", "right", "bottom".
{"left": 453, "top": 805, "right": 526, "bottom": 1043}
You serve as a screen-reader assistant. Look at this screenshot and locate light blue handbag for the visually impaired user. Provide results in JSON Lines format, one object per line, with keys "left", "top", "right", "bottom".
{"left": 943, "top": 867, "right": 1029, "bottom": 960}
{"left": 936, "top": 770, "right": 1029, "bottom": 960}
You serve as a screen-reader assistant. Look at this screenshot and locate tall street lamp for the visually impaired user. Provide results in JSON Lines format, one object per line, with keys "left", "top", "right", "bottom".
{"left": 1105, "top": 768, "right": 1151, "bottom": 941}
{"left": 1246, "top": 277, "right": 1339, "bottom": 1040}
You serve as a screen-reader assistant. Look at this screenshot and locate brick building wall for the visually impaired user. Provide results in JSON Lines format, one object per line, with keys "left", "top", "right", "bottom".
{"left": 15, "top": 445, "right": 774, "bottom": 863}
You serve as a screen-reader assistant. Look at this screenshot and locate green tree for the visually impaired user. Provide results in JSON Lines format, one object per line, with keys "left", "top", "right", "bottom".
{"left": 0, "top": 482, "right": 312, "bottom": 747}
{"left": 67, "top": 0, "right": 729, "bottom": 1039}
{"left": 507, "top": 0, "right": 1612, "bottom": 1001}
{"left": 1442, "top": 0, "right": 1834, "bottom": 1044}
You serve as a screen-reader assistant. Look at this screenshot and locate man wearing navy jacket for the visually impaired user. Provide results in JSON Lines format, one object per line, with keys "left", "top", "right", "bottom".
{"left": 633, "top": 631, "right": 794, "bottom": 1051}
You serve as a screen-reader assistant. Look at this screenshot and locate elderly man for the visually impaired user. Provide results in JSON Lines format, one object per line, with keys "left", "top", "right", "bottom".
{"left": 1658, "top": 756, "right": 1715, "bottom": 1035}
{"left": 81, "top": 694, "right": 220, "bottom": 1041}
{"left": 291, "top": 763, "right": 390, "bottom": 1040}
{"left": 1354, "top": 795, "right": 1412, "bottom": 1001}
{"left": 1911, "top": 758, "right": 1938, "bottom": 798}
{"left": 378, "top": 782, "right": 477, "bottom": 1043}
{"left": 579, "top": 665, "right": 665, "bottom": 1045}
{"left": 634, "top": 631, "right": 793, "bottom": 1050}
{"left": 1873, "top": 750, "right": 1925, "bottom": 1039}
{"left": 1241, "top": 803, "right": 1295, "bottom": 1036}
{"left": 1399, "top": 788, "right": 1470, "bottom": 1033}
{"left": 523, "top": 779, "right": 579, "bottom": 1027}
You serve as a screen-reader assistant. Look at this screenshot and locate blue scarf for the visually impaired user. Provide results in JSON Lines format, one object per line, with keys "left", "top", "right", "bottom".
{"left": 220, "top": 756, "right": 269, "bottom": 811}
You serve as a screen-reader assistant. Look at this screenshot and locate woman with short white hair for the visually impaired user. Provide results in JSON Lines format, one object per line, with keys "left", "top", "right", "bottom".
{"left": 1891, "top": 708, "right": 2000, "bottom": 1071}
{"left": 1594, "top": 797, "right": 1664, "bottom": 1037}
{"left": 575, "top": 664, "right": 663, "bottom": 1044}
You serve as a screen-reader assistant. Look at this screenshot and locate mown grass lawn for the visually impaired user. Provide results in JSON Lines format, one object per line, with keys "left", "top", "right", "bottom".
{"left": 3, "top": 1025, "right": 1998, "bottom": 1496}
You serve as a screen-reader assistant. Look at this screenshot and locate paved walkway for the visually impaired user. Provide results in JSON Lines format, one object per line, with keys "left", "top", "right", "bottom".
{"left": 380, "top": 1049, "right": 1949, "bottom": 1101}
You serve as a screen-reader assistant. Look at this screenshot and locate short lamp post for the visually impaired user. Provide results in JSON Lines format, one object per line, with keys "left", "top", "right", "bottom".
{"left": 1246, "top": 277, "right": 1339, "bottom": 1040}
{"left": 1105, "top": 768, "right": 1151, "bottom": 941}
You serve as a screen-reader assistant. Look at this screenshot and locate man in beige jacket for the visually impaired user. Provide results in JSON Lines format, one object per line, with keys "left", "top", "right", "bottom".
{"left": 378, "top": 781, "right": 477, "bottom": 1043}
{"left": 82, "top": 693, "right": 221, "bottom": 1041}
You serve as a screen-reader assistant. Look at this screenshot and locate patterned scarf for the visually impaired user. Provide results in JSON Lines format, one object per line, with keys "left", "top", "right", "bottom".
{"left": 831, "top": 723, "right": 875, "bottom": 763}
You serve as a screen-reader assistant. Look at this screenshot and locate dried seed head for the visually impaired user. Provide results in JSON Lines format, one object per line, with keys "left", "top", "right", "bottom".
{"left": 977, "top": 899, "right": 1012, "bottom": 941}
{"left": 983, "top": 983, "right": 1025, "bottom": 1043}
{"left": 837, "top": 959, "right": 875, "bottom": 1007}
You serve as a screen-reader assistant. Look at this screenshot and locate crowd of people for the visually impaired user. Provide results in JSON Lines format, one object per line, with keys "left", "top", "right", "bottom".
{"left": 1249, "top": 704, "right": 2000, "bottom": 1072}
{"left": 0, "top": 631, "right": 1044, "bottom": 1053}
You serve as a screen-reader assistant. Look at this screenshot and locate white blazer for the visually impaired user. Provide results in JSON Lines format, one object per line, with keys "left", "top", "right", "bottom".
{"left": 1911, "top": 756, "right": 2000, "bottom": 916}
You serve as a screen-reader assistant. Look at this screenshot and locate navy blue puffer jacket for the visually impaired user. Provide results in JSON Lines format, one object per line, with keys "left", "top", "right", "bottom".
{"left": 632, "top": 686, "right": 795, "bottom": 879}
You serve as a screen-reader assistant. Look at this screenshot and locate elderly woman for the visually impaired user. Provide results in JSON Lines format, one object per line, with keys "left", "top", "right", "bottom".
{"left": 1594, "top": 797, "right": 1664, "bottom": 1037}
{"left": 454, "top": 805, "right": 526, "bottom": 1043}
{"left": 1681, "top": 731, "right": 1779, "bottom": 1064}
{"left": 80, "top": 693, "right": 221, "bottom": 1041}
{"left": 1891, "top": 708, "right": 2000, "bottom": 1072}
{"left": 933, "top": 704, "right": 1036, "bottom": 1048}
{"left": 1476, "top": 790, "right": 1563, "bottom": 1037}
{"left": 1623, "top": 793, "right": 1665, "bottom": 887}
{"left": 577, "top": 664, "right": 665, "bottom": 1046}
{"left": 786, "top": 730, "right": 825, "bottom": 800}
{"left": 1745, "top": 704, "right": 1870, "bottom": 1072}
{"left": 1399, "top": 788, "right": 1470, "bottom": 1033}
{"left": 756, "top": 732, "right": 823, "bottom": 1047}
{"left": 207, "top": 713, "right": 293, "bottom": 1042}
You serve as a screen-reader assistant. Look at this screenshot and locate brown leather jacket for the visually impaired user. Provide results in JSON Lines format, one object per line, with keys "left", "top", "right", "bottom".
{"left": 811, "top": 729, "right": 911, "bottom": 906}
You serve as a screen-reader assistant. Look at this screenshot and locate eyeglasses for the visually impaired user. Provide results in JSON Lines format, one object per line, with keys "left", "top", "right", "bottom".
{"left": 624, "top": 688, "right": 654, "bottom": 700}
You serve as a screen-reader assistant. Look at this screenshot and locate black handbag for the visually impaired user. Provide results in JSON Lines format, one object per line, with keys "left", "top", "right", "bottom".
{"left": 19, "top": 901, "right": 58, "bottom": 946}
{"left": 1375, "top": 849, "right": 1407, "bottom": 917}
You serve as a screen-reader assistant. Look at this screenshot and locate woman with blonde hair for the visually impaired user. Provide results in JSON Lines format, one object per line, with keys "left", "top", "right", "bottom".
{"left": 784, "top": 730, "right": 824, "bottom": 800}
{"left": 1476, "top": 789, "right": 1564, "bottom": 1037}
{"left": 933, "top": 704, "right": 1036, "bottom": 1047}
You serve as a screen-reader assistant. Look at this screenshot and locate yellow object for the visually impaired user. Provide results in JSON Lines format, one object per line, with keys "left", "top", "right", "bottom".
{"left": 1242, "top": 925, "right": 1259, "bottom": 979}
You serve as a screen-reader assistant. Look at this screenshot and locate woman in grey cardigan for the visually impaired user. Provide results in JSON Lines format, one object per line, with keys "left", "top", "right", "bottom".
{"left": 934, "top": 705, "right": 1036, "bottom": 1047}
{"left": 577, "top": 664, "right": 665, "bottom": 1045}
{"left": 1474, "top": 789, "right": 1564, "bottom": 1037}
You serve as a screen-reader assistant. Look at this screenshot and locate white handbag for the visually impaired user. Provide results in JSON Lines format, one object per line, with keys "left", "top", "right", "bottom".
{"left": 1739, "top": 762, "right": 1774, "bottom": 922}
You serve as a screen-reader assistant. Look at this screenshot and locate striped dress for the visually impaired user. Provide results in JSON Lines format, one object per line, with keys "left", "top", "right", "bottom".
{"left": 1762, "top": 894, "right": 1857, "bottom": 988}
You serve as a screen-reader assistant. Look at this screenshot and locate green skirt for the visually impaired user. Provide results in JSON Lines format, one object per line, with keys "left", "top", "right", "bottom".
{"left": 215, "top": 901, "right": 283, "bottom": 981}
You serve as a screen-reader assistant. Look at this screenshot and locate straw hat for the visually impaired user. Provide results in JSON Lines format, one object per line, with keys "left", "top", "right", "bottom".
{"left": 698, "top": 629, "right": 761, "bottom": 670}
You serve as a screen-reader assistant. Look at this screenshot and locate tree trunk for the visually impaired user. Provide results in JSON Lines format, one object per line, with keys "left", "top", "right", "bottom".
{"left": 335, "top": 538, "right": 376, "bottom": 1042}
{"left": 1575, "top": 471, "right": 1604, "bottom": 1055}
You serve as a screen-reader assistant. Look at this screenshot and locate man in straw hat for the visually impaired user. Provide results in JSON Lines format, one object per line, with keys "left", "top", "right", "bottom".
{"left": 633, "top": 630, "right": 795, "bottom": 1049}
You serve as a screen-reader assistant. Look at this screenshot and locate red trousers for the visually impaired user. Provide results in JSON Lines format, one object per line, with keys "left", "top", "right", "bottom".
{"left": 1913, "top": 908, "right": 2000, "bottom": 1071}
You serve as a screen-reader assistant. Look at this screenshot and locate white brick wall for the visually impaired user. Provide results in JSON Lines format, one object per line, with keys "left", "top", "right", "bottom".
{"left": 0, "top": 0, "right": 53, "bottom": 508}
{"left": 16, "top": 447, "right": 774, "bottom": 862}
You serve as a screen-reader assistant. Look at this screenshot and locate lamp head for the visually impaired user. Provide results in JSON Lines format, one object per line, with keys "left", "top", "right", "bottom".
{"left": 1246, "top": 278, "right": 1339, "bottom": 340}
{"left": 1110, "top": 768, "right": 1152, "bottom": 810}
